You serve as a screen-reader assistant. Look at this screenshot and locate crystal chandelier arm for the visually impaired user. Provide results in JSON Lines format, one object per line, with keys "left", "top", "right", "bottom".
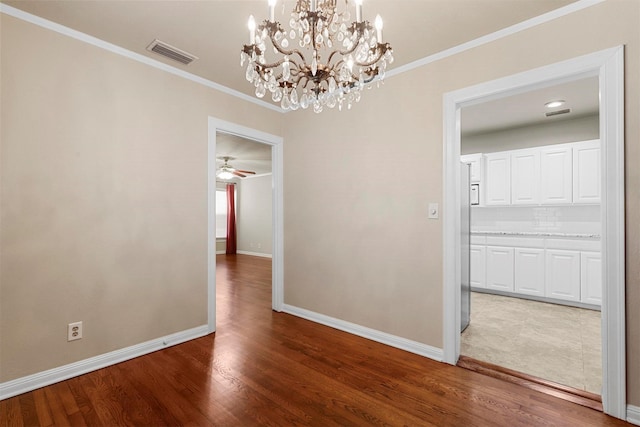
{"left": 256, "top": 56, "right": 302, "bottom": 71}
{"left": 352, "top": 44, "right": 391, "bottom": 68}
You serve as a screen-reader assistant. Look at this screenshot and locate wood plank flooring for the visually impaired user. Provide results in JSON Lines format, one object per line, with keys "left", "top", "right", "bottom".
{"left": 0, "top": 254, "right": 632, "bottom": 426}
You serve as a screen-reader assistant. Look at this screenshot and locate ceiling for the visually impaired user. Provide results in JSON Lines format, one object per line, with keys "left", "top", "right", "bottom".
{"left": 5, "top": 0, "right": 577, "bottom": 102}
{"left": 216, "top": 133, "right": 272, "bottom": 178}
{"left": 3, "top": 0, "right": 591, "bottom": 152}
{"left": 462, "top": 76, "right": 599, "bottom": 135}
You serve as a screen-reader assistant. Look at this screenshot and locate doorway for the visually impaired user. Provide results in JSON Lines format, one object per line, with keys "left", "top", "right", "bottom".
{"left": 442, "top": 47, "right": 626, "bottom": 418}
{"left": 207, "top": 117, "right": 284, "bottom": 333}
{"left": 459, "top": 76, "right": 602, "bottom": 395}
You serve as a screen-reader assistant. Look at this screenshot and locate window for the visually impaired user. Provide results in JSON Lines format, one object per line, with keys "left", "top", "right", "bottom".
{"left": 215, "top": 189, "right": 227, "bottom": 238}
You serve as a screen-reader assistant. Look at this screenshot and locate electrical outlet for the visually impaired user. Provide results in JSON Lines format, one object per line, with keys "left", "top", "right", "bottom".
{"left": 68, "top": 321, "right": 83, "bottom": 341}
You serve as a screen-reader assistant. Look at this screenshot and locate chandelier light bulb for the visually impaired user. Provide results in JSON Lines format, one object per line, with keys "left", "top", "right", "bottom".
{"left": 248, "top": 15, "right": 256, "bottom": 44}
{"left": 375, "top": 14, "right": 383, "bottom": 42}
{"left": 241, "top": 0, "right": 393, "bottom": 113}
{"left": 355, "top": 0, "right": 363, "bottom": 22}
{"left": 268, "top": 0, "right": 276, "bottom": 22}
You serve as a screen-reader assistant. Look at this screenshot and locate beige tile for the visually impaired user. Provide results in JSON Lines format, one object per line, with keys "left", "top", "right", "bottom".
{"left": 461, "top": 292, "right": 602, "bottom": 394}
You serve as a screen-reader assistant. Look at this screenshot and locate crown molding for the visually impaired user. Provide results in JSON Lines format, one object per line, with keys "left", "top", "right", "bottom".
{"left": 0, "top": 0, "right": 605, "bottom": 113}
{"left": 0, "top": 3, "right": 284, "bottom": 114}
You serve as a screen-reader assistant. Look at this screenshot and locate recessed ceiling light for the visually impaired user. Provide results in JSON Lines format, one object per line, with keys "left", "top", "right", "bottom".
{"left": 545, "top": 100, "right": 565, "bottom": 108}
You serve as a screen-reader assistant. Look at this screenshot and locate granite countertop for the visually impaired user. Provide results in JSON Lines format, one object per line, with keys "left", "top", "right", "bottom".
{"left": 471, "top": 231, "right": 601, "bottom": 239}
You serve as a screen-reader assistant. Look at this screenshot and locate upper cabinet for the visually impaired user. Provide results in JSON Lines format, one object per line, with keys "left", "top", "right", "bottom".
{"left": 540, "top": 146, "right": 573, "bottom": 204}
{"left": 460, "top": 153, "right": 483, "bottom": 183}
{"left": 484, "top": 153, "right": 511, "bottom": 206}
{"left": 468, "top": 140, "right": 600, "bottom": 207}
{"left": 572, "top": 139, "right": 601, "bottom": 204}
{"left": 511, "top": 149, "right": 540, "bottom": 205}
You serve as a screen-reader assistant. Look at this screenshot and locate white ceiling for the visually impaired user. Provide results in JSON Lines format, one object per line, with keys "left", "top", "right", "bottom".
{"left": 216, "top": 133, "right": 272, "bottom": 177}
{"left": 462, "top": 76, "right": 599, "bottom": 135}
{"left": 4, "top": 0, "right": 588, "bottom": 159}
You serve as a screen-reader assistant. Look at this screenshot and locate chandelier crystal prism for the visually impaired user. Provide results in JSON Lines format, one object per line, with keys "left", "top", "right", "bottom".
{"left": 240, "top": 0, "right": 393, "bottom": 113}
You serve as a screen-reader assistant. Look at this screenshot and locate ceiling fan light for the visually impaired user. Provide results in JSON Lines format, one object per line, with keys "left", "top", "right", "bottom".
{"left": 217, "top": 170, "right": 234, "bottom": 180}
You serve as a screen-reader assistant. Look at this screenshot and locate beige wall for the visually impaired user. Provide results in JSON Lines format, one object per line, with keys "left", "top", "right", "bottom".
{"left": 283, "top": 0, "right": 640, "bottom": 405}
{"left": 0, "top": 14, "right": 282, "bottom": 381}
{"left": 237, "top": 175, "right": 273, "bottom": 256}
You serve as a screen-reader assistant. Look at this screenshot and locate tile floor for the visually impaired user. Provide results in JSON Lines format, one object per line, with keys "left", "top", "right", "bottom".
{"left": 461, "top": 291, "right": 602, "bottom": 395}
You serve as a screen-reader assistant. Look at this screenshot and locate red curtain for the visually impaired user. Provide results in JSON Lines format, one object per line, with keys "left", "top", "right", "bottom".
{"left": 226, "top": 184, "right": 237, "bottom": 254}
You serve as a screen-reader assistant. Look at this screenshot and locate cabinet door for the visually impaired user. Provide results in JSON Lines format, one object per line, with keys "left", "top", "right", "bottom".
{"left": 514, "top": 248, "right": 545, "bottom": 296}
{"left": 511, "top": 149, "right": 540, "bottom": 205}
{"left": 545, "top": 249, "right": 580, "bottom": 301}
{"left": 470, "top": 245, "right": 486, "bottom": 288}
{"left": 461, "top": 153, "right": 483, "bottom": 183}
{"left": 573, "top": 140, "right": 601, "bottom": 204}
{"left": 486, "top": 246, "right": 514, "bottom": 291}
{"left": 484, "top": 153, "right": 511, "bottom": 206}
{"left": 581, "top": 251, "right": 602, "bottom": 305}
{"left": 540, "top": 147, "right": 572, "bottom": 204}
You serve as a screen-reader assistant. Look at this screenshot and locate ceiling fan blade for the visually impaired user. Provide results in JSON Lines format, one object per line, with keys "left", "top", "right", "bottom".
{"left": 236, "top": 169, "right": 256, "bottom": 174}
{"left": 232, "top": 171, "right": 247, "bottom": 178}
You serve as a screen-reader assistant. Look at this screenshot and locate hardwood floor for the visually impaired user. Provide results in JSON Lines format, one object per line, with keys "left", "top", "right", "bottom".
{"left": 1, "top": 254, "right": 632, "bottom": 426}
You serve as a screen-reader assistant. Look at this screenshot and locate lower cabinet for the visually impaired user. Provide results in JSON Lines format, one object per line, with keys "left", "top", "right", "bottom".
{"left": 514, "top": 248, "right": 545, "bottom": 296}
{"left": 581, "top": 251, "right": 602, "bottom": 305}
{"left": 470, "top": 245, "right": 486, "bottom": 288}
{"left": 486, "top": 246, "right": 514, "bottom": 292}
{"left": 545, "top": 249, "right": 581, "bottom": 302}
{"left": 470, "top": 237, "right": 600, "bottom": 307}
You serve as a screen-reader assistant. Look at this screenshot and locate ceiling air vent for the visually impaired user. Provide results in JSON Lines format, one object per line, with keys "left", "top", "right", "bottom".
{"left": 146, "top": 39, "right": 198, "bottom": 65}
{"left": 545, "top": 108, "right": 571, "bottom": 117}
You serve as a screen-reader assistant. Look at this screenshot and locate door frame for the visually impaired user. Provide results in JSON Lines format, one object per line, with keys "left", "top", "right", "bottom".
{"left": 442, "top": 46, "right": 626, "bottom": 418}
{"left": 207, "top": 117, "right": 284, "bottom": 333}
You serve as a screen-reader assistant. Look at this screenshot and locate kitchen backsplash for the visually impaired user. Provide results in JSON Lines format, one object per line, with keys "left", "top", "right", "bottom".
{"left": 471, "top": 205, "right": 600, "bottom": 235}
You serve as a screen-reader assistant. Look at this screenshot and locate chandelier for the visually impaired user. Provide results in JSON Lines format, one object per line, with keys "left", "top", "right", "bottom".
{"left": 240, "top": 0, "right": 393, "bottom": 113}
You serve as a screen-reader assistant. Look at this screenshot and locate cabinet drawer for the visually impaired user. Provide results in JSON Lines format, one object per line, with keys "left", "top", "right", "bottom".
{"left": 546, "top": 238, "right": 600, "bottom": 251}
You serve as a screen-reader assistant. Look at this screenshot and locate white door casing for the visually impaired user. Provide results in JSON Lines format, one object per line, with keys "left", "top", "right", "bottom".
{"left": 208, "top": 118, "right": 284, "bottom": 334}
{"left": 442, "top": 47, "right": 625, "bottom": 418}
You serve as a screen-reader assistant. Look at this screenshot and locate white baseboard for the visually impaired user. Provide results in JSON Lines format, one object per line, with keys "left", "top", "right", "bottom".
{"left": 0, "top": 324, "right": 210, "bottom": 400}
{"left": 282, "top": 304, "right": 443, "bottom": 362}
{"left": 236, "top": 250, "right": 273, "bottom": 259}
{"left": 216, "top": 250, "right": 226, "bottom": 254}
{"left": 628, "top": 405, "right": 640, "bottom": 425}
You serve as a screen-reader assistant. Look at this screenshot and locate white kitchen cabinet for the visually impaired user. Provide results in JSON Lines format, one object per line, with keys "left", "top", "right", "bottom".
{"left": 545, "top": 249, "right": 581, "bottom": 302}
{"left": 573, "top": 140, "right": 601, "bottom": 204}
{"left": 461, "top": 153, "right": 483, "bottom": 183}
{"left": 484, "top": 153, "right": 511, "bottom": 206}
{"left": 511, "top": 149, "right": 540, "bottom": 205}
{"left": 470, "top": 245, "right": 486, "bottom": 288}
{"left": 486, "top": 246, "right": 514, "bottom": 291}
{"left": 581, "top": 251, "right": 602, "bottom": 305}
{"left": 514, "top": 248, "right": 545, "bottom": 296}
{"left": 540, "top": 146, "right": 573, "bottom": 204}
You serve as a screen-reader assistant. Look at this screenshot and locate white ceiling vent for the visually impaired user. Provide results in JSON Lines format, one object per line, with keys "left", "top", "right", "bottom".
{"left": 146, "top": 39, "right": 198, "bottom": 65}
{"left": 545, "top": 108, "right": 571, "bottom": 117}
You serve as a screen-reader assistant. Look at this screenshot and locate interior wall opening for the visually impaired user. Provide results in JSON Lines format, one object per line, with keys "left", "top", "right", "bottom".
{"left": 458, "top": 76, "right": 603, "bottom": 399}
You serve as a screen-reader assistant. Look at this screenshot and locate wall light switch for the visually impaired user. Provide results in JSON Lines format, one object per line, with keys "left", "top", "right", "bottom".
{"left": 428, "top": 203, "right": 439, "bottom": 219}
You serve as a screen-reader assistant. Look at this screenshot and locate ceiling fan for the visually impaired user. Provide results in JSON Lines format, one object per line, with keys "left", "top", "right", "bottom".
{"left": 216, "top": 156, "right": 256, "bottom": 179}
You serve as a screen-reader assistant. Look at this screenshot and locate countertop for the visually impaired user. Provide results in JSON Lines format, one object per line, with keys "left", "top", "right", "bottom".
{"left": 471, "top": 231, "right": 600, "bottom": 239}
